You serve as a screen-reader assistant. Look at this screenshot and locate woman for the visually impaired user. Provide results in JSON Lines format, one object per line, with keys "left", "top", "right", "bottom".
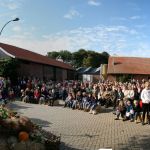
{"left": 64, "top": 93, "right": 74, "bottom": 108}
{"left": 141, "top": 82, "right": 150, "bottom": 125}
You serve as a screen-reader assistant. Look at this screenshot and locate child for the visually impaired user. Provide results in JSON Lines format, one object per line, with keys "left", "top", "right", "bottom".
{"left": 115, "top": 100, "right": 126, "bottom": 120}
{"left": 133, "top": 100, "right": 142, "bottom": 123}
{"left": 125, "top": 100, "right": 134, "bottom": 122}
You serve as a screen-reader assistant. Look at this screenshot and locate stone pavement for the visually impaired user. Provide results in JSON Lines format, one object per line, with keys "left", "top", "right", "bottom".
{"left": 8, "top": 101, "right": 150, "bottom": 150}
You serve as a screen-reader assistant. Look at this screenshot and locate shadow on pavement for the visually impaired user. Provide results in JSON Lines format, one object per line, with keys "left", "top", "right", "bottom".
{"left": 61, "top": 133, "right": 99, "bottom": 139}
{"left": 30, "top": 118, "right": 52, "bottom": 127}
{"left": 119, "top": 133, "right": 150, "bottom": 150}
{"left": 7, "top": 102, "right": 31, "bottom": 111}
{"left": 60, "top": 142, "right": 81, "bottom": 150}
{"left": 100, "top": 107, "right": 113, "bottom": 113}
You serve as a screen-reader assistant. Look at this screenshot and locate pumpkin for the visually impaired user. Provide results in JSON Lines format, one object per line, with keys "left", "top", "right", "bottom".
{"left": 18, "top": 131, "right": 29, "bottom": 141}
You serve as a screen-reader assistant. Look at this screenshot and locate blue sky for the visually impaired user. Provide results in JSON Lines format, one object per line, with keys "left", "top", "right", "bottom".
{"left": 0, "top": 0, "right": 150, "bottom": 57}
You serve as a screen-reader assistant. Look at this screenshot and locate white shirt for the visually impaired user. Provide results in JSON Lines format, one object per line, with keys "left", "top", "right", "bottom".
{"left": 141, "top": 88, "right": 150, "bottom": 104}
{"left": 123, "top": 90, "right": 134, "bottom": 99}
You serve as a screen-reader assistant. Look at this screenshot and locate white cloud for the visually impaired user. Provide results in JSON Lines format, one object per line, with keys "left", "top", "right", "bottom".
{"left": 112, "top": 15, "right": 143, "bottom": 22}
{"left": 130, "top": 16, "right": 141, "bottom": 20}
{"left": 12, "top": 25, "right": 22, "bottom": 32}
{"left": 111, "top": 17, "right": 127, "bottom": 21}
{"left": 88, "top": 0, "right": 101, "bottom": 6}
{"left": 0, "top": 12, "right": 13, "bottom": 18}
{"left": 64, "top": 9, "right": 81, "bottom": 19}
{"left": 135, "top": 24, "right": 147, "bottom": 29}
{"left": 0, "top": 0, "right": 22, "bottom": 10}
{"left": 128, "top": 2, "right": 141, "bottom": 11}
{"left": 1, "top": 25, "right": 150, "bottom": 57}
{"left": 129, "top": 29, "right": 138, "bottom": 35}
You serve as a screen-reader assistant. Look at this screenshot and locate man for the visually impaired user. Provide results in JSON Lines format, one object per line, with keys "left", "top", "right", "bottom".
{"left": 141, "top": 82, "right": 150, "bottom": 125}
{"left": 111, "top": 86, "right": 118, "bottom": 110}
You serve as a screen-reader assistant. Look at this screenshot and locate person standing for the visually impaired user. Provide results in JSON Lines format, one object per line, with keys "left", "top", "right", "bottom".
{"left": 141, "top": 82, "right": 150, "bottom": 125}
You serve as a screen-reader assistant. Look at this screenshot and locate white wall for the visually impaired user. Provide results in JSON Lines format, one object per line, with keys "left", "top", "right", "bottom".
{"left": 83, "top": 74, "right": 93, "bottom": 82}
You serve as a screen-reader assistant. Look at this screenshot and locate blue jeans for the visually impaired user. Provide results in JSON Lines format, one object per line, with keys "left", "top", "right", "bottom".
{"left": 90, "top": 104, "right": 97, "bottom": 110}
{"left": 134, "top": 112, "right": 141, "bottom": 120}
{"left": 72, "top": 100, "right": 78, "bottom": 109}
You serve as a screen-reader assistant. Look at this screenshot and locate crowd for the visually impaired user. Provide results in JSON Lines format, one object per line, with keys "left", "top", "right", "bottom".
{"left": 0, "top": 76, "right": 150, "bottom": 125}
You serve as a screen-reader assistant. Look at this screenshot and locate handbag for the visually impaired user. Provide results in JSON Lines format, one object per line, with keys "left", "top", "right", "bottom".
{"left": 126, "top": 112, "right": 130, "bottom": 117}
{"left": 130, "top": 109, "right": 134, "bottom": 114}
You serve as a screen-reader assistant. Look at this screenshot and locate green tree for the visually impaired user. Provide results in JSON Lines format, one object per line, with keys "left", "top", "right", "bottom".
{"left": 47, "top": 50, "right": 72, "bottom": 63}
{"left": 101, "top": 51, "right": 109, "bottom": 64}
{"left": 47, "top": 51, "right": 59, "bottom": 59}
{"left": 82, "top": 51, "right": 109, "bottom": 67}
{"left": 59, "top": 50, "right": 72, "bottom": 62}
{"left": 47, "top": 49, "right": 110, "bottom": 68}
{"left": 0, "top": 58, "right": 20, "bottom": 84}
{"left": 72, "top": 49, "right": 88, "bottom": 68}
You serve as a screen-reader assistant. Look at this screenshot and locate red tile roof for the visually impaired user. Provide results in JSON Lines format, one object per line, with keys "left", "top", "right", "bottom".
{"left": 107, "top": 56, "right": 150, "bottom": 75}
{"left": 0, "top": 42, "right": 73, "bottom": 70}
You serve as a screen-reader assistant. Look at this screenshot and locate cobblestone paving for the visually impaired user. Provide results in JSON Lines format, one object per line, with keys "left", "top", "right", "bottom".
{"left": 8, "top": 101, "right": 150, "bottom": 150}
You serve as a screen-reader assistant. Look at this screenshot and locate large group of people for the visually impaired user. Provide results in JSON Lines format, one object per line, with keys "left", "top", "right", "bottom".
{"left": 0, "top": 76, "right": 150, "bottom": 125}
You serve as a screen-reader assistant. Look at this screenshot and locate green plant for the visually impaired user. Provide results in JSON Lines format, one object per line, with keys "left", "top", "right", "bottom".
{"left": 0, "top": 58, "right": 20, "bottom": 84}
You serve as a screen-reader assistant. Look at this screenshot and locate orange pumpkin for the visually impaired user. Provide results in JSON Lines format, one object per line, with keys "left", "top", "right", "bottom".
{"left": 18, "top": 131, "right": 29, "bottom": 141}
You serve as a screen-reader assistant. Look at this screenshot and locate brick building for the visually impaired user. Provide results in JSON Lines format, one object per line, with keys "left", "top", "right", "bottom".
{"left": 0, "top": 43, "right": 75, "bottom": 81}
{"left": 107, "top": 56, "right": 150, "bottom": 81}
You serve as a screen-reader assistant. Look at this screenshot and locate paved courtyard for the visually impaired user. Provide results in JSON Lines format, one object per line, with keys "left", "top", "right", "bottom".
{"left": 8, "top": 101, "right": 150, "bottom": 150}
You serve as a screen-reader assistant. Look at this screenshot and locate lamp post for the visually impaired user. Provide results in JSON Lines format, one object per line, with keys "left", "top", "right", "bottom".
{"left": 0, "top": 18, "right": 20, "bottom": 36}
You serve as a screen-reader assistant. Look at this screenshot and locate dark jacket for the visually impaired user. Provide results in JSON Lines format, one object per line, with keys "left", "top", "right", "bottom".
{"left": 133, "top": 104, "right": 141, "bottom": 113}
{"left": 117, "top": 91, "right": 124, "bottom": 100}
{"left": 76, "top": 95, "right": 82, "bottom": 103}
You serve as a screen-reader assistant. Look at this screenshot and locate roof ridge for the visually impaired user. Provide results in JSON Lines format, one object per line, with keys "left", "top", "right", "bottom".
{"left": 0, "top": 42, "right": 73, "bottom": 70}
{"left": 109, "top": 56, "right": 150, "bottom": 59}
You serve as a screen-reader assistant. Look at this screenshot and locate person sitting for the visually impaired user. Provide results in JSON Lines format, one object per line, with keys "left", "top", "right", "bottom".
{"left": 39, "top": 87, "right": 48, "bottom": 104}
{"left": 89, "top": 94, "right": 97, "bottom": 115}
{"left": 22, "top": 88, "right": 30, "bottom": 103}
{"left": 61, "top": 87, "right": 68, "bottom": 101}
{"left": 116, "top": 87, "right": 124, "bottom": 106}
{"left": 20, "top": 89, "right": 25, "bottom": 101}
{"left": 64, "top": 93, "right": 74, "bottom": 108}
{"left": 34, "top": 88, "right": 40, "bottom": 104}
{"left": 125, "top": 100, "right": 134, "bottom": 122}
{"left": 82, "top": 92, "right": 88, "bottom": 111}
{"left": 98, "top": 86, "right": 105, "bottom": 106}
{"left": 115, "top": 100, "right": 126, "bottom": 120}
{"left": 8, "top": 88, "right": 15, "bottom": 101}
{"left": 29, "top": 89, "right": 34, "bottom": 103}
{"left": 72, "top": 92, "right": 79, "bottom": 110}
{"left": 103, "top": 87, "right": 112, "bottom": 108}
{"left": 48, "top": 89, "right": 56, "bottom": 106}
{"left": 85, "top": 93, "right": 93, "bottom": 111}
{"left": 76, "top": 91, "right": 82, "bottom": 110}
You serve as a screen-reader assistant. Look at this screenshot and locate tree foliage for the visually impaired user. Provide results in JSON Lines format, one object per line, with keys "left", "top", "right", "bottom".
{"left": 0, "top": 58, "right": 20, "bottom": 84}
{"left": 47, "top": 49, "right": 109, "bottom": 68}
{"left": 47, "top": 51, "right": 59, "bottom": 59}
{"left": 72, "top": 49, "right": 88, "bottom": 68}
{"left": 59, "top": 50, "right": 72, "bottom": 62}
